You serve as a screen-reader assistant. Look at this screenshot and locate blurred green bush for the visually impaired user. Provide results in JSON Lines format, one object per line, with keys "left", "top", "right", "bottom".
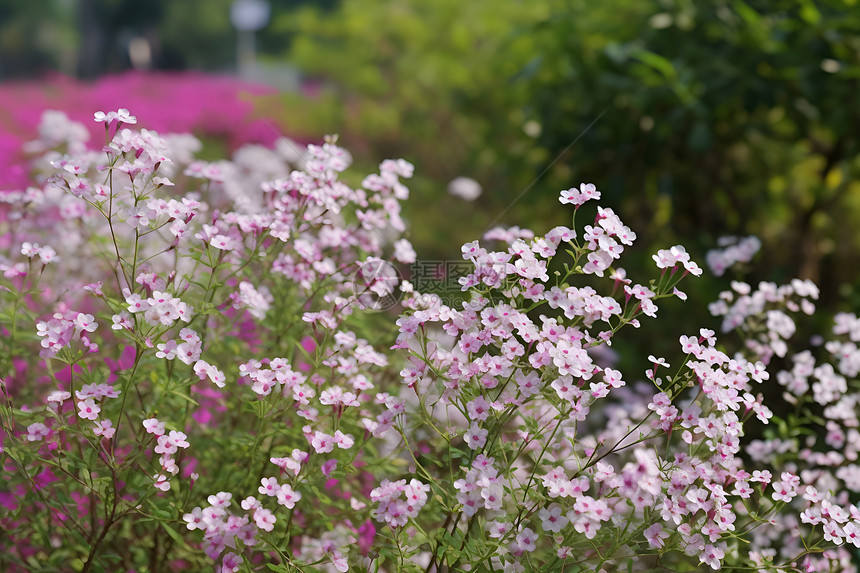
{"left": 273, "top": 0, "right": 860, "bottom": 310}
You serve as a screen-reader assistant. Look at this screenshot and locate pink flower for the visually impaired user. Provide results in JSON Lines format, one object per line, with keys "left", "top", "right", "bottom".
{"left": 464, "top": 423, "right": 488, "bottom": 450}
{"left": 270, "top": 449, "right": 306, "bottom": 476}
{"left": 333, "top": 430, "right": 355, "bottom": 450}
{"left": 700, "top": 543, "right": 725, "bottom": 570}
{"left": 93, "top": 419, "right": 115, "bottom": 439}
{"left": 26, "top": 422, "right": 51, "bottom": 441}
{"left": 276, "top": 484, "right": 301, "bottom": 509}
{"left": 154, "top": 431, "right": 189, "bottom": 455}
{"left": 732, "top": 481, "right": 753, "bottom": 498}
{"left": 207, "top": 492, "right": 232, "bottom": 508}
{"left": 169, "top": 430, "right": 189, "bottom": 448}
{"left": 143, "top": 418, "right": 165, "bottom": 436}
{"left": 74, "top": 313, "right": 98, "bottom": 333}
{"left": 194, "top": 360, "right": 227, "bottom": 388}
{"left": 46, "top": 390, "right": 71, "bottom": 406}
{"left": 321, "top": 459, "right": 338, "bottom": 477}
{"left": 330, "top": 553, "right": 349, "bottom": 573}
{"left": 770, "top": 481, "right": 796, "bottom": 503}
{"left": 232, "top": 281, "right": 273, "bottom": 319}
{"left": 77, "top": 398, "right": 100, "bottom": 421}
{"left": 559, "top": 183, "right": 601, "bottom": 207}
{"left": 210, "top": 234, "right": 234, "bottom": 251}
{"left": 94, "top": 108, "right": 137, "bottom": 125}
{"left": 487, "top": 521, "right": 512, "bottom": 539}
{"left": 644, "top": 523, "right": 670, "bottom": 549}
{"left": 448, "top": 177, "right": 482, "bottom": 201}
{"left": 221, "top": 552, "right": 241, "bottom": 573}
{"left": 539, "top": 504, "right": 569, "bottom": 533}
{"left": 513, "top": 527, "right": 537, "bottom": 553}
{"left": 115, "top": 108, "right": 137, "bottom": 124}
{"left": 311, "top": 431, "right": 335, "bottom": 453}
{"left": 21, "top": 242, "right": 40, "bottom": 257}
{"left": 253, "top": 508, "right": 276, "bottom": 532}
{"left": 153, "top": 474, "right": 171, "bottom": 492}
{"left": 75, "top": 383, "right": 120, "bottom": 400}
{"left": 466, "top": 396, "right": 491, "bottom": 421}
{"left": 393, "top": 239, "right": 417, "bottom": 263}
{"left": 259, "top": 477, "right": 280, "bottom": 497}
{"left": 183, "top": 507, "right": 205, "bottom": 531}
{"left": 241, "top": 496, "right": 261, "bottom": 511}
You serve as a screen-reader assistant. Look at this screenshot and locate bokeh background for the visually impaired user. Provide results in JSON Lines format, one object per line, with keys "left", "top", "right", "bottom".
{"left": 2, "top": 0, "right": 860, "bottom": 362}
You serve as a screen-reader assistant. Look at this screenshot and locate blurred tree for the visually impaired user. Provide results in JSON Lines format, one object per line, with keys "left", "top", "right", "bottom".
{"left": 125, "top": 0, "right": 339, "bottom": 73}
{"left": 278, "top": 0, "right": 860, "bottom": 308}
{"left": 527, "top": 0, "right": 860, "bottom": 301}
{"left": 266, "top": 0, "right": 860, "bottom": 371}
{"left": 273, "top": 0, "right": 552, "bottom": 257}
{"left": 158, "top": 0, "right": 234, "bottom": 71}
{"left": 0, "top": 0, "right": 332, "bottom": 79}
{"left": 76, "top": 0, "right": 167, "bottom": 77}
{"left": 0, "top": 0, "right": 73, "bottom": 78}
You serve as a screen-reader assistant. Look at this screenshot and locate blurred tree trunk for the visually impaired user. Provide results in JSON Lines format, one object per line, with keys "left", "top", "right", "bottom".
{"left": 77, "top": 0, "right": 106, "bottom": 79}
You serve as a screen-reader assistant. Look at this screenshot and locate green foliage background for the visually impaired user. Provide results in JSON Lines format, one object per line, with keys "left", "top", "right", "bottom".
{"left": 274, "top": 0, "right": 860, "bottom": 285}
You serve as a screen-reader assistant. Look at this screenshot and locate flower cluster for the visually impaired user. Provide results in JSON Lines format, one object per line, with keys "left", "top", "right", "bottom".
{"left": 2, "top": 106, "right": 859, "bottom": 573}
{"left": 125, "top": 289, "right": 194, "bottom": 328}
{"left": 706, "top": 235, "right": 762, "bottom": 276}
{"left": 709, "top": 278, "right": 818, "bottom": 361}
{"left": 143, "top": 418, "right": 190, "bottom": 491}
{"left": 369, "top": 478, "right": 430, "bottom": 528}
{"left": 36, "top": 310, "right": 99, "bottom": 358}
{"left": 183, "top": 493, "right": 262, "bottom": 564}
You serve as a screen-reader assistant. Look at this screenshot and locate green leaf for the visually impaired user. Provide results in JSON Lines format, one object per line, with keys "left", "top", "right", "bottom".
{"left": 630, "top": 48, "right": 676, "bottom": 80}
{"left": 246, "top": 400, "right": 273, "bottom": 419}
{"left": 732, "top": 0, "right": 761, "bottom": 25}
{"left": 168, "top": 389, "right": 199, "bottom": 406}
{"left": 160, "top": 522, "right": 190, "bottom": 548}
{"left": 443, "top": 548, "right": 461, "bottom": 564}
{"left": 798, "top": 0, "right": 821, "bottom": 25}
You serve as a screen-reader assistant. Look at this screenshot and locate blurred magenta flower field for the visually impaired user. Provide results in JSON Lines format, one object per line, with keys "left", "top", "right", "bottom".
{"left": 0, "top": 71, "right": 282, "bottom": 191}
